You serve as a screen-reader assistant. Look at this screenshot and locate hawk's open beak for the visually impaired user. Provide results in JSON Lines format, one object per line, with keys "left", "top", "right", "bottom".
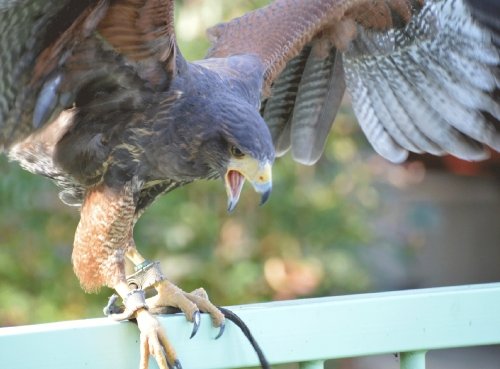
{"left": 224, "top": 158, "right": 272, "bottom": 212}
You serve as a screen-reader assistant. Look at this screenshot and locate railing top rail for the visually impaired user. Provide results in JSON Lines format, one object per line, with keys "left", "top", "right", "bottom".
{"left": 2, "top": 282, "right": 500, "bottom": 369}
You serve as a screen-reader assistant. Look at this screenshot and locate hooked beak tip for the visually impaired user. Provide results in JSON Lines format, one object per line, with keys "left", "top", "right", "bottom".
{"left": 227, "top": 199, "right": 238, "bottom": 213}
{"left": 259, "top": 187, "right": 272, "bottom": 206}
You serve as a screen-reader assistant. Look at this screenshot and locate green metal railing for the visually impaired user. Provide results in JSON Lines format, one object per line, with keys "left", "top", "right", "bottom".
{"left": 1, "top": 283, "right": 500, "bottom": 369}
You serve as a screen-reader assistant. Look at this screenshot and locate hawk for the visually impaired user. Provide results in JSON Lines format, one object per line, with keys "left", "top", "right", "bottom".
{"left": 1, "top": 0, "right": 498, "bottom": 368}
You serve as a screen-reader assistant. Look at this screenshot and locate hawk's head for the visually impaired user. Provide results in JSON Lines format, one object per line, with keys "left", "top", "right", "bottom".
{"left": 193, "top": 95, "right": 274, "bottom": 212}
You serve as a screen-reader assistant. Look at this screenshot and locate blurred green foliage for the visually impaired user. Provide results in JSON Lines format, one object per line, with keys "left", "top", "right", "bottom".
{"left": 0, "top": 0, "right": 388, "bottom": 326}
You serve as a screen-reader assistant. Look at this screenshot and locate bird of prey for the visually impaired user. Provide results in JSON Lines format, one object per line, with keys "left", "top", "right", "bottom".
{"left": 1, "top": 0, "right": 498, "bottom": 368}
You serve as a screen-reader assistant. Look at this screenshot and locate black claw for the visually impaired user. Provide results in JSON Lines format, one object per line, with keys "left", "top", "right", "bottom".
{"left": 103, "top": 294, "right": 121, "bottom": 316}
{"left": 190, "top": 311, "right": 201, "bottom": 339}
{"left": 215, "top": 321, "right": 225, "bottom": 340}
{"left": 173, "top": 359, "right": 182, "bottom": 369}
{"left": 168, "top": 359, "right": 182, "bottom": 369}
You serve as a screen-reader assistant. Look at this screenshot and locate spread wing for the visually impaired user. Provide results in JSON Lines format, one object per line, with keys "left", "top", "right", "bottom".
{"left": 0, "top": 0, "right": 177, "bottom": 151}
{"left": 207, "top": 0, "right": 500, "bottom": 164}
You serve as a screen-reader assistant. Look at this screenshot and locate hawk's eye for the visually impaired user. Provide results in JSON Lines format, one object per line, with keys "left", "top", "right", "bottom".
{"left": 230, "top": 146, "right": 245, "bottom": 158}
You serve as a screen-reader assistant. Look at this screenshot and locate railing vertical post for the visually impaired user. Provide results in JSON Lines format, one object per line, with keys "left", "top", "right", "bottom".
{"left": 299, "top": 360, "right": 325, "bottom": 369}
{"left": 400, "top": 351, "right": 427, "bottom": 369}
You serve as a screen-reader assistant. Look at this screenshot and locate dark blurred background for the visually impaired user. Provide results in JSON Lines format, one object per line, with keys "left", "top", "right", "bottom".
{"left": 1, "top": 1, "right": 499, "bottom": 368}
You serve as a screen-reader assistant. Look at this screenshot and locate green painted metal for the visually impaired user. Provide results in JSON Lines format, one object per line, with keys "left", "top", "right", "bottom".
{"left": 400, "top": 351, "right": 426, "bottom": 369}
{"left": 299, "top": 360, "right": 325, "bottom": 369}
{"left": 1, "top": 283, "right": 500, "bottom": 369}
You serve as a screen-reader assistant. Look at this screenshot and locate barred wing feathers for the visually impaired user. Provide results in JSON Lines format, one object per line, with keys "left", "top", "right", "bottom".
{"left": 208, "top": 0, "right": 500, "bottom": 164}
{"left": 343, "top": 0, "right": 500, "bottom": 162}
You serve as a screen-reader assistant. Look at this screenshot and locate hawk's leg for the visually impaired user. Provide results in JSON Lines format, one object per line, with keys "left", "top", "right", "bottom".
{"left": 72, "top": 183, "right": 178, "bottom": 369}
{"left": 113, "top": 281, "right": 180, "bottom": 369}
{"left": 126, "top": 247, "right": 226, "bottom": 338}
